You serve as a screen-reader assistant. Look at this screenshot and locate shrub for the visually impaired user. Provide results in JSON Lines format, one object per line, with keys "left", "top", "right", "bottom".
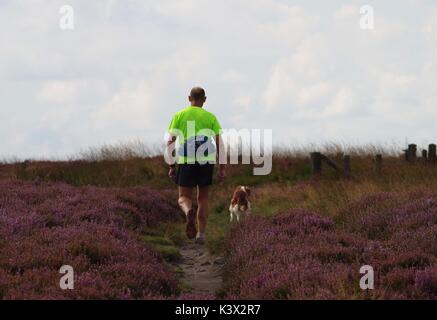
{"left": 223, "top": 195, "right": 437, "bottom": 300}
{"left": 0, "top": 180, "right": 180, "bottom": 299}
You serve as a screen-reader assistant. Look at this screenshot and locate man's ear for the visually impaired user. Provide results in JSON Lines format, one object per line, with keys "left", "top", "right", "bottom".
{"left": 188, "top": 96, "right": 192, "bottom": 102}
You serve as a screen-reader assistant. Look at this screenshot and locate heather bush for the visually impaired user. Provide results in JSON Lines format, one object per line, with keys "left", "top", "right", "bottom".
{"left": 2, "top": 150, "right": 437, "bottom": 300}
{"left": 0, "top": 180, "right": 179, "bottom": 235}
{"left": 223, "top": 196, "right": 437, "bottom": 300}
{"left": 176, "top": 293, "right": 216, "bottom": 300}
{"left": 415, "top": 266, "right": 437, "bottom": 298}
{"left": 0, "top": 180, "right": 180, "bottom": 299}
{"left": 223, "top": 210, "right": 363, "bottom": 299}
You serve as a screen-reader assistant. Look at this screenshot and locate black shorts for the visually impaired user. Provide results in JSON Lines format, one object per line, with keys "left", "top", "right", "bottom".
{"left": 176, "top": 163, "right": 215, "bottom": 187}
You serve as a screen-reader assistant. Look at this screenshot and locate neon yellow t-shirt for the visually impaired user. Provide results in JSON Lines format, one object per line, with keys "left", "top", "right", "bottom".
{"left": 168, "top": 106, "right": 222, "bottom": 164}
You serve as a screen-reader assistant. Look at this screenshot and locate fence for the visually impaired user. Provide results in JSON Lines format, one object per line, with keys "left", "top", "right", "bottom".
{"left": 310, "top": 143, "right": 437, "bottom": 178}
{"left": 404, "top": 144, "right": 437, "bottom": 163}
{"left": 310, "top": 152, "right": 355, "bottom": 180}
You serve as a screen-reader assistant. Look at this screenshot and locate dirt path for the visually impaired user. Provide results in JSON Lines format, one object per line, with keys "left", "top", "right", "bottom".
{"left": 173, "top": 242, "right": 224, "bottom": 296}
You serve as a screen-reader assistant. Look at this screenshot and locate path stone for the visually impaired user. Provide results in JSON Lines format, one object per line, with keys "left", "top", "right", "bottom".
{"left": 173, "top": 242, "right": 224, "bottom": 296}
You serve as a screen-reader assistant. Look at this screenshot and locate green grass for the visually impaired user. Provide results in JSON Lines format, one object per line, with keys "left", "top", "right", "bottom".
{"left": 205, "top": 208, "right": 230, "bottom": 255}
{"left": 141, "top": 224, "right": 186, "bottom": 262}
{"left": 13, "top": 158, "right": 170, "bottom": 188}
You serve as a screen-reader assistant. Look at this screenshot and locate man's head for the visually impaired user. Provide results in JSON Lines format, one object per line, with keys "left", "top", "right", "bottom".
{"left": 189, "top": 87, "right": 207, "bottom": 107}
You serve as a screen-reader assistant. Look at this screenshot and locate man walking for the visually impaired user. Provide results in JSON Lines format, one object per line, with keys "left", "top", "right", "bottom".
{"left": 166, "top": 87, "right": 226, "bottom": 244}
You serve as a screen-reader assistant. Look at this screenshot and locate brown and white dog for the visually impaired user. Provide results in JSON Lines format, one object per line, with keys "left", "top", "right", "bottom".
{"left": 229, "top": 186, "right": 251, "bottom": 222}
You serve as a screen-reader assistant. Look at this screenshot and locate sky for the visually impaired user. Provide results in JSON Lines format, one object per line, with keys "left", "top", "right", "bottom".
{"left": 1, "top": 0, "right": 437, "bottom": 158}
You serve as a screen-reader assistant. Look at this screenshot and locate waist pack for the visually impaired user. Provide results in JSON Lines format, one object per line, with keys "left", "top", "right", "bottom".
{"left": 178, "top": 135, "right": 216, "bottom": 157}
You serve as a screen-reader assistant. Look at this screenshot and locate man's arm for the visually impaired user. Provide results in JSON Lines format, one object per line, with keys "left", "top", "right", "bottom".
{"left": 166, "top": 135, "right": 177, "bottom": 179}
{"left": 215, "top": 134, "right": 226, "bottom": 182}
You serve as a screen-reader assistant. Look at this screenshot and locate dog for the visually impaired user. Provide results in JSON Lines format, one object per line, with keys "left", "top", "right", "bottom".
{"left": 229, "top": 186, "right": 251, "bottom": 222}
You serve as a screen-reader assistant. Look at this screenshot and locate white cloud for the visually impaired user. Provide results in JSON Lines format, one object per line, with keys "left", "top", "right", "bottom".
{"left": 233, "top": 94, "right": 253, "bottom": 111}
{"left": 1, "top": 0, "right": 437, "bottom": 157}
{"left": 91, "top": 80, "right": 156, "bottom": 131}
{"left": 258, "top": 4, "right": 319, "bottom": 45}
{"left": 325, "top": 88, "right": 356, "bottom": 116}
{"left": 220, "top": 70, "right": 248, "bottom": 83}
{"left": 335, "top": 5, "right": 358, "bottom": 18}
{"left": 37, "top": 81, "right": 80, "bottom": 103}
{"left": 422, "top": 8, "right": 437, "bottom": 40}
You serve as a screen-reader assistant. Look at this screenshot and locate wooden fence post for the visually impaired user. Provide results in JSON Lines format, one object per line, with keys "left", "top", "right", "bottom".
{"left": 406, "top": 144, "right": 417, "bottom": 162}
{"left": 310, "top": 152, "right": 322, "bottom": 176}
{"left": 429, "top": 144, "right": 437, "bottom": 164}
{"left": 343, "top": 155, "right": 351, "bottom": 176}
{"left": 375, "top": 154, "right": 382, "bottom": 173}
{"left": 422, "top": 149, "right": 428, "bottom": 161}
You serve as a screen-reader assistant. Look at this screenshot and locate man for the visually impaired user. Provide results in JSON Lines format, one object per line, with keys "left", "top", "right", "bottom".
{"left": 166, "top": 87, "right": 226, "bottom": 244}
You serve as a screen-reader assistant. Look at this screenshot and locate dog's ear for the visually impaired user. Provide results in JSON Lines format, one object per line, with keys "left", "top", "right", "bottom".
{"left": 244, "top": 186, "right": 251, "bottom": 196}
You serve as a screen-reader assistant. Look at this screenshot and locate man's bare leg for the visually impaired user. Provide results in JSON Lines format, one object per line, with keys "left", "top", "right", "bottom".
{"left": 196, "top": 186, "right": 209, "bottom": 242}
{"left": 178, "top": 186, "right": 193, "bottom": 215}
{"left": 178, "top": 186, "right": 196, "bottom": 239}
